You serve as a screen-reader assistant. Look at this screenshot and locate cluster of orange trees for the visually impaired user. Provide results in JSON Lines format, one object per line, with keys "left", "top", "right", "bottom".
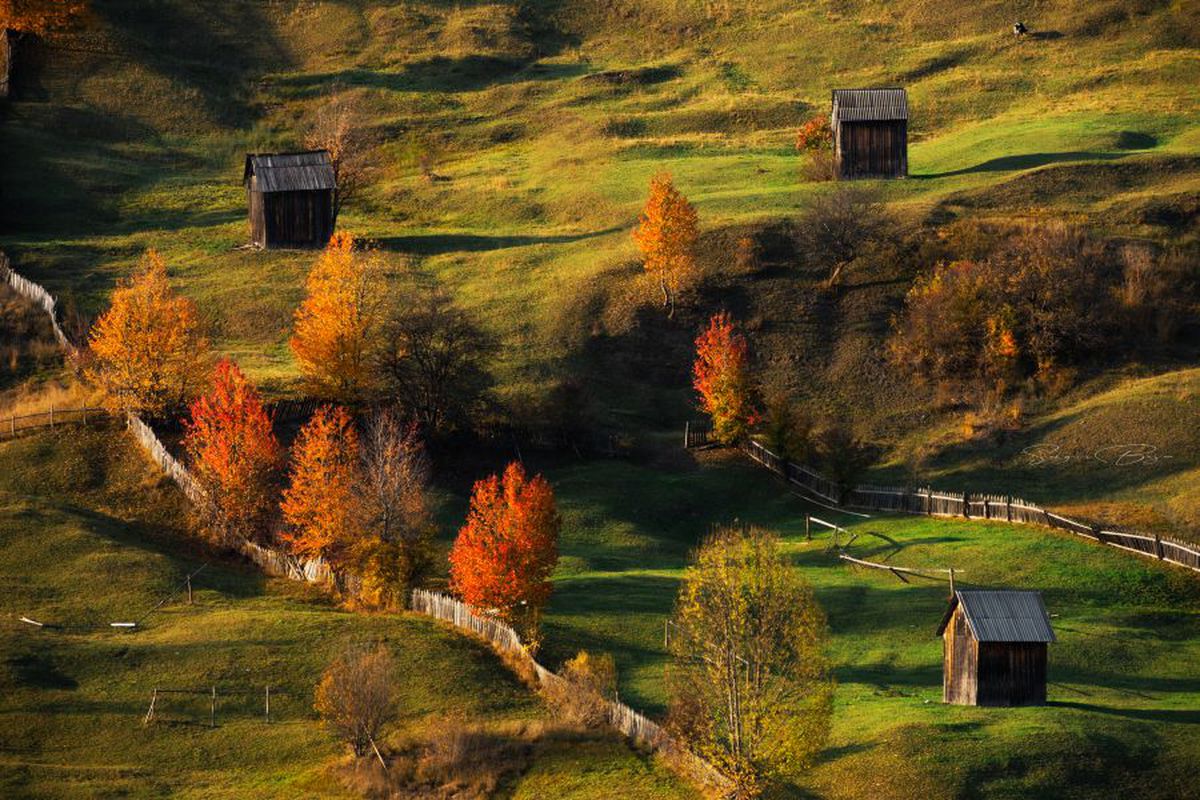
{"left": 84, "top": 244, "right": 560, "bottom": 620}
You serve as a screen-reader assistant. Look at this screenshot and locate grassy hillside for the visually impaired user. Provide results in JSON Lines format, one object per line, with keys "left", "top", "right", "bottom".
{"left": 517, "top": 448, "right": 1200, "bottom": 800}
{"left": 0, "top": 429, "right": 693, "bottom": 799}
{"left": 0, "top": 0, "right": 1195, "bottom": 389}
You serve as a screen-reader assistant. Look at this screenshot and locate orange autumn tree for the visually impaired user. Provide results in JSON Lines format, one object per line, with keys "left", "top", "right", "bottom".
{"left": 1, "top": 1, "right": 88, "bottom": 34}
{"left": 185, "top": 359, "right": 281, "bottom": 546}
{"left": 280, "top": 406, "right": 361, "bottom": 566}
{"left": 632, "top": 172, "right": 699, "bottom": 318}
{"left": 693, "top": 311, "right": 757, "bottom": 444}
{"left": 448, "top": 462, "right": 561, "bottom": 643}
{"left": 87, "top": 249, "right": 209, "bottom": 416}
{"left": 290, "top": 233, "right": 382, "bottom": 403}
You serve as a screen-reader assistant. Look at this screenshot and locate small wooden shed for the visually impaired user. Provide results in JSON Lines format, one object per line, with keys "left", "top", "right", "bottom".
{"left": 243, "top": 151, "right": 336, "bottom": 249}
{"left": 937, "top": 589, "right": 1054, "bottom": 707}
{"left": 830, "top": 88, "right": 909, "bottom": 179}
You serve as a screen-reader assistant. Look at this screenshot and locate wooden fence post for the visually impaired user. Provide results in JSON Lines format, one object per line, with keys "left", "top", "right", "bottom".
{"left": 684, "top": 421, "right": 690, "bottom": 449}
{"left": 805, "top": 515, "right": 811, "bottom": 541}
{"left": 962, "top": 491, "right": 970, "bottom": 519}
{"left": 143, "top": 688, "right": 158, "bottom": 726}
{"left": 927, "top": 489, "right": 933, "bottom": 515}
{"left": 1007, "top": 495, "right": 1013, "bottom": 522}
{"left": 210, "top": 686, "right": 216, "bottom": 728}
{"left": 187, "top": 575, "right": 193, "bottom": 605}
{"left": 1154, "top": 533, "right": 1164, "bottom": 560}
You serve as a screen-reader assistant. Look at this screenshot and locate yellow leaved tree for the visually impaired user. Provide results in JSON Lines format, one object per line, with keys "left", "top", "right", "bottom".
{"left": 632, "top": 172, "right": 700, "bottom": 319}
{"left": 87, "top": 250, "right": 210, "bottom": 417}
{"left": 290, "top": 232, "right": 382, "bottom": 402}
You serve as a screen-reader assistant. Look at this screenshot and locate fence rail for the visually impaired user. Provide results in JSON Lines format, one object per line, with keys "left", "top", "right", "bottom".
{"left": 726, "top": 436, "right": 1200, "bottom": 574}
{"left": 410, "top": 590, "right": 732, "bottom": 795}
{"left": 0, "top": 406, "right": 113, "bottom": 439}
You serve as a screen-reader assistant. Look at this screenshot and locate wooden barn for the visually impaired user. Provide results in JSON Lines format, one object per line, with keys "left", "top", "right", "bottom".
{"left": 937, "top": 589, "right": 1055, "bottom": 707}
{"left": 830, "top": 88, "right": 909, "bottom": 179}
{"left": 243, "top": 151, "right": 336, "bottom": 249}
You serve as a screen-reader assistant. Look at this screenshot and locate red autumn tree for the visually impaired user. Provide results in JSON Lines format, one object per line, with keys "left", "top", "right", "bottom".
{"left": 693, "top": 311, "right": 757, "bottom": 444}
{"left": 632, "top": 172, "right": 700, "bottom": 318}
{"left": 280, "top": 406, "right": 361, "bottom": 565}
{"left": 794, "top": 114, "right": 832, "bottom": 151}
{"left": 448, "top": 462, "right": 561, "bottom": 642}
{"left": 185, "top": 359, "right": 281, "bottom": 545}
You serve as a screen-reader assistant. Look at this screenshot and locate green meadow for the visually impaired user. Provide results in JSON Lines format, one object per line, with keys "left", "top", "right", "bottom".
{"left": 2, "top": 0, "right": 1199, "bottom": 797}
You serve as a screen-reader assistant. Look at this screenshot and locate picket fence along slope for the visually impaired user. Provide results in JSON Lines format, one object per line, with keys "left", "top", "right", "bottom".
{"left": 120, "top": 408, "right": 731, "bottom": 792}
{"left": 1, "top": 252, "right": 77, "bottom": 355}
{"left": 729, "top": 436, "right": 1200, "bottom": 573}
{"left": 410, "top": 589, "right": 733, "bottom": 795}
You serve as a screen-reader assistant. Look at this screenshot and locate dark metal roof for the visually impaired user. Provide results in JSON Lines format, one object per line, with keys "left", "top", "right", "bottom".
{"left": 831, "top": 88, "right": 909, "bottom": 122}
{"left": 937, "top": 590, "right": 1055, "bottom": 643}
{"left": 244, "top": 151, "right": 336, "bottom": 193}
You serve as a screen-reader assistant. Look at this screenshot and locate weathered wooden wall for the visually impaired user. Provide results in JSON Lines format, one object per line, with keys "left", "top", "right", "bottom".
{"left": 976, "top": 642, "right": 1047, "bottom": 706}
{"left": 943, "top": 607, "right": 978, "bottom": 705}
{"left": 251, "top": 189, "right": 333, "bottom": 249}
{"left": 836, "top": 120, "right": 907, "bottom": 178}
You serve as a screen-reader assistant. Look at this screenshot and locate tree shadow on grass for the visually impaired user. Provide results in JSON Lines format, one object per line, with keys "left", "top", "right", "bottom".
{"left": 914, "top": 151, "right": 1126, "bottom": 179}
{"left": 376, "top": 227, "right": 622, "bottom": 256}
{"left": 1049, "top": 701, "right": 1200, "bottom": 725}
{"left": 273, "top": 58, "right": 590, "bottom": 97}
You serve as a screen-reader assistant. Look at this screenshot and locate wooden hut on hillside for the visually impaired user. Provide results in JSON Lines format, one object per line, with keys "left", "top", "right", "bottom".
{"left": 830, "top": 88, "right": 909, "bottom": 179}
{"left": 243, "top": 151, "right": 335, "bottom": 249}
{"left": 937, "top": 589, "right": 1054, "bottom": 706}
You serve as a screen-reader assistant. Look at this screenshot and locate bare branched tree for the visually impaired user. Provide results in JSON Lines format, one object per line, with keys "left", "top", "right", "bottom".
{"left": 375, "top": 285, "right": 494, "bottom": 435}
{"left": 358, "top": 408, "right": 436, "bottom": 607}
{"left": 314, "top": 643, "right": 397, "bottom": 758}
{"left": 793, "top": 186, "right": 890, "bottom": 287}
{"left": 305, "top": 88, "right": 376, "bottom": 227}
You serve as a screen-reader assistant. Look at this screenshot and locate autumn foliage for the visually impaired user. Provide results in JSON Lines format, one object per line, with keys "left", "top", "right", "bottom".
{"left": 693, "top": 312, "right": 757, "bottom": 444}
{"left": 185, "top": 360, "right": 281, "bottom": 545}
{"left": 448, "top": 462, "right": 560, "bottom": 640}
{"left": 87, "top": 250, "right": 209, "bottom": 416}
{"left": 280, "top": 405, "right": 361, "bottom": 564}
{"left": 1, "top": 0, "right": 87, "bottom": 34}
{"left": 632, "top": 172, "right": 699, "bottom": 318}
{"left": 794, "top": 114, "right": 832, "bottom": 151}
{"left": 290, "top": 233, "right": 381, "bottom": 403}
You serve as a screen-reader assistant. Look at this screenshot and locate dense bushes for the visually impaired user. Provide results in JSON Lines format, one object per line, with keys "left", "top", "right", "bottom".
{"left": 890, "top": 224, "right": 1194, "bottom": 397}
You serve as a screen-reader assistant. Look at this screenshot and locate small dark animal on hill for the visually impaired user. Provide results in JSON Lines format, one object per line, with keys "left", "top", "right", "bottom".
{"left": 1013, "top": 21, "right": 1028, "bottom": 36}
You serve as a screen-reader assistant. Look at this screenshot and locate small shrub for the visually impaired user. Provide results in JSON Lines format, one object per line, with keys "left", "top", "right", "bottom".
{"left": 415, "top": 716, "right": 536, "bottom": 798}
{"left": 800, "top": 149, "right": 836, "bottom": 182}
{"left": 544, "top": 650, "right": 617, "bottom": 728}
{"left": 314, "top": 643, "right": 397, "bottom": 758}
{"left": 794, "top": 114, "right": 832, "bottom": 151}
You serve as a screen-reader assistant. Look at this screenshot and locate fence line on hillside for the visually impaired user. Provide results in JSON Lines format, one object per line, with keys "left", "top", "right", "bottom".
{"left": 410, "top": 589, "right": 733, "bottom": 795}
{"left": 1, "top": 252, "right": 77, "bottom": 356}
{"left": 698, "top": 432, "right": 1200, "bottom": 574}
{"left": 0, "top": 406, "right": 114, "bottom": 439}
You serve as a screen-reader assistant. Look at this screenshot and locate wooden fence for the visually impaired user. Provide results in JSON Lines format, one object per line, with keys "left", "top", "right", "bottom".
{"left": 1, "top": 252, "right": 77, "bottom": 355}
{"left": 410, "top": 589, "right": 732, "bottom": 796}
{"left": 726, "top": 435, "right": 1200, "bottom": 574}
{"left": 0, "top": 406, "right": 113, "bottom": 439}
